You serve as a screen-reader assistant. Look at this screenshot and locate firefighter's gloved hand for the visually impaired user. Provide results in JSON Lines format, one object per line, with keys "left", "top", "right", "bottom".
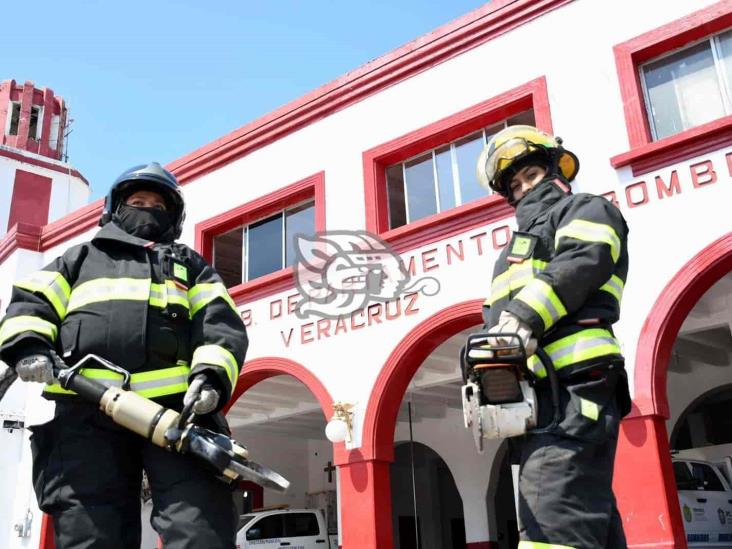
{"left": 488, "top": 311, "right": 538, "bottom": 357}
{"left": 14, "top": 353, "right": 56, "bottom": 383}
{"left": 184, "top": 374, "right": 221, "bottom": 415}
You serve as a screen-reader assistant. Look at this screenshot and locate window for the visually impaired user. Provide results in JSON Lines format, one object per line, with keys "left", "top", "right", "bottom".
{"left": 642, "top": 29, "right": 732, "bottom": 140}
{"left": 673, "top": 461, "right": 697, "bottom": 490}
{"left": 212, "top": 200, "right": 315, "bottom": 287}
{"left": 28, "top": 105, "right": 42, "bottom": 140}
{"left": 689, "top": 462, "right": 726, "bottom": 492}
{"left": 385, "top": 110, "right": 535, "bottom": 229}
{"left": 611, "top": 3, "right": 732, "bottom": 174}
{"left": 7, "top": 102, "right": 20, "bottom": 136}
{"left": 284, "top": 512, "right": 320, "bottom": 536}
{"left": 246, "top": 515, "right": 284, "bottom": 540}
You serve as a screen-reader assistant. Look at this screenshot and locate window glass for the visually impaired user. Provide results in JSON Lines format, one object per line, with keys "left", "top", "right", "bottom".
{"left": 404, "top": 153, "right": 437, "bottom": 223}
{"left": 8, "top": 102, "right": 20, "bottom": 136}
{"left": 644, "top": 41, "right": 725, "bottom": 139}
{"left": 285, "top": 201, "right": 315, "bottom": 266}
{"left": 434, "top": 145, "right": 455, "bottom": 211}
{"left": 29, "top": 106, "right": 41, "bottom": 140}
{"left": 247, "top": 213, "right": 283, "bottom": 281}
{"left": 507, "top": 110, "right": 536, "bottom": 127}
{"left": 246, "top": 515, "right": 283, "bottom": 540}
{"left": 690, "top": 462, "right": 725, "bottom": 491}
{"left": 213, "top": 227, "right": 244, "bottom": 288}
{"left": 454, "top": 132, "right": 485, "bottom": 205}
{"left": 673, "top": 461, "right": 697, "bottom": 490}
{"left": 284, "top": 512, "right": 320, "bottom": 536}
{"left": 386, "top": 164, "right": 407, "bottom": 229}
{"left": 384, "top": 109, "right": 533, "bottom": 229}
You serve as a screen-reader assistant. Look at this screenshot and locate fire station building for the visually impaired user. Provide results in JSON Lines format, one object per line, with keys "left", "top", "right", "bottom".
{"left": 2, "top": 0, "right": 732, "bottom": 547}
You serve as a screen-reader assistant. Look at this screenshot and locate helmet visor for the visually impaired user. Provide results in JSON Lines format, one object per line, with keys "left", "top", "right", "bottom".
{"left": 482, "top": 137, "right": 541, "bottom": 191}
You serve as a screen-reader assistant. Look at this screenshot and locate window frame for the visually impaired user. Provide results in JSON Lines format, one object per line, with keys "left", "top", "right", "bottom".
{"left": 362, "top": 77, "right": 552, "bottom": 250}
{"left": 195, "top": 171, "right": 325, "bottom": 303}
{"left": 611, "top": 1, "right": 732, "bottom": 176}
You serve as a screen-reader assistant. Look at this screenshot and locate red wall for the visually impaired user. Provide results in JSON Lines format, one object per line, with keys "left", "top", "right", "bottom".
{"left": 7, "top": 169, "right": 52, "bottom": 230}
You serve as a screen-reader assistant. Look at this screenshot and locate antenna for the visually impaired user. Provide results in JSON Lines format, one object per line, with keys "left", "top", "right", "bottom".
{"left": 62, "top": 117, "right": 75, "bottom": 163}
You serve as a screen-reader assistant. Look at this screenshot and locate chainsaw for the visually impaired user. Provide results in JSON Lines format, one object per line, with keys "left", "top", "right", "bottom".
{"left": 460, "top": 332, "right": 561, "bottom": 453}
{"left": 0, "top": 354, "right": 289, "bottom": 492}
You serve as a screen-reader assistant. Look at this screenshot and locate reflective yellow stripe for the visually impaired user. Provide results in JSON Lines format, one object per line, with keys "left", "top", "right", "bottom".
{"left": 192, "top": 344, "right": 239, "bottom": 385}
{"left": 149, "top": 281, "right": 190, "bottom": 310}
{"left": 188, "top": 283, "right": 236, "bottom": 317}
{"left": 14, "top": 270, "right": 71, "bottom": 320}
{"left": 518, "top": 541, "right": 576, "bottom": 549}
{"left": 43, "top": 364, "right": 191, "bottom": 398}
{"left": 488, "top": 259, "right": 547, "bottom": 305}
{"left": 68, "top": 278, "right": 150, "bottom": 312}
{"left": 514, "top": 278, "right": 567, "bottom": 331}
{"left": 555, "top": 219, "right": 621, "bottom": 263}
{"left": 580, "top": 398, "right": 599, "bottom": 420}
{"left": 599, "top": 274, "right": 624, "bottom": 303}
{"left": 527, "top": 328, "right": 621, "bottom": 378}
{"left": 0, "top": 316, "right": 58, "bottom": 345}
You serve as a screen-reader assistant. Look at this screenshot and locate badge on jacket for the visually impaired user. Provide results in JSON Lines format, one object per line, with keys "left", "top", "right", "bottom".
{"left": 507, "top": 232, "right": 537, "bottom": 263}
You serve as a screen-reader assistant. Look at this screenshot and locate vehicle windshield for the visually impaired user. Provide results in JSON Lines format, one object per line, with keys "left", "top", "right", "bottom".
{"left": 237, "top": 514, "right": 257, "bottom": 530}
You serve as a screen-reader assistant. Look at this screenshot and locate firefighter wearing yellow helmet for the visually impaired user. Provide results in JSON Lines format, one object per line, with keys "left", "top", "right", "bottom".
{"left": 475, "top": 125, "right": 631, "bottom": 548}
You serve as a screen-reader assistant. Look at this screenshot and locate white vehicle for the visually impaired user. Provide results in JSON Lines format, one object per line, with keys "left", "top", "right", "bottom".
{"left": 236, "top": 508, "right": 337, "bottom": 549}
{"left": 674, "top": 458, "right": 732, "bottom": 548}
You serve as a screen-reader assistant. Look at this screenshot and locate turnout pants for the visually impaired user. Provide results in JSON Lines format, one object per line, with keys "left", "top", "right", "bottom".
{"left": 29, "top": 402, "right": 237, "bottom": 549}
{"left": 517, "top": 368, "right": 628, "bottom": 549}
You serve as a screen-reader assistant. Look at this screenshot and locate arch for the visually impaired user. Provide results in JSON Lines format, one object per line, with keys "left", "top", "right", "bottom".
{"left": 362, "top": 299, "right": 483, "bottom": 462}
{"left": 226, "top": 356, "right": 333, "bottom": 420}
{"left": 669, "top": 382, "right": 732, "bottom": 449}
{"left": 634, "top": 232, "right": 732, "bottom": 418}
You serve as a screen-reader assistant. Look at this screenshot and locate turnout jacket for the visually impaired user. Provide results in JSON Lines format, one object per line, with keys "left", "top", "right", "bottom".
{"left": 486, "top": 177, "right": 629, "bottom": 379}
{"left": 0, "top": 222, "right": 247, "bottom": 410}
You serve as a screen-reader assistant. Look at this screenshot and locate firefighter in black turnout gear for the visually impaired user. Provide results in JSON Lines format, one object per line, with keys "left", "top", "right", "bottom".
{"left": 0, "top": 163, "right": 248, "bottom": 549}
{"left": 476, "top": 126, "right": 631, "bottom": 549}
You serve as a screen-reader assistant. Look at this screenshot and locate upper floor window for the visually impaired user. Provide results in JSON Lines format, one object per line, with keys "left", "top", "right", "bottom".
{"left": 212, "top": 200, "right": 315, "bottom": 288}
{"left": 642, "top": 29, "right": 732, "bottom": 140}
{"left": 7, "top": 102, "right": 20, "bottom": 136}
{"left": 385, "top": 110, "right": 534, "bottom": 229}
{"left": 28, "top": 105, "right": 42, "bottom": 140}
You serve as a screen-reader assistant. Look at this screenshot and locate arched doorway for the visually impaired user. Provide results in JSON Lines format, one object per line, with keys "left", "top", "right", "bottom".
{"left": 338, "top": 299, "right": 486, "bottom": 548}
{"left": 617, "top": 233, "right": 732, "bottom": 548}
{"left": 390, "top": 441, "right": 465, "bottom": 549}
{"left": 225, "top": 358, "right": 339, "bottom": 537}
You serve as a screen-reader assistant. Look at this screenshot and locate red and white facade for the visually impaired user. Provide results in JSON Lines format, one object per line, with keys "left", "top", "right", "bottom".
{"left": 3, "top": 1, "right": 732, "bottom": 547}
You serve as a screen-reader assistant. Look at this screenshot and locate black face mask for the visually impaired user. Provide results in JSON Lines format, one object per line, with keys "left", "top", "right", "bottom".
{"left": 115, "top": 204, "right": 174, "bottom": 242}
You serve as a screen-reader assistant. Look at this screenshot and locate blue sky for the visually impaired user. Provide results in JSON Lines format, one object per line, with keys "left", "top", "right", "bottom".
{"left": 4, "top": 1, "right": 487, "bottom": 200}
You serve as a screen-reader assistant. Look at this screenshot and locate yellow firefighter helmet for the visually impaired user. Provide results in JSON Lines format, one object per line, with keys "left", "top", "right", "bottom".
{"left": 476, "top": 125, "right": 579, "bottom": 197}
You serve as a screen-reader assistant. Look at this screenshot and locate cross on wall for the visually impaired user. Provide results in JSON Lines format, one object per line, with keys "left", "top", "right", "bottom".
{"left": 323, "top": 461, "right": 336, "bottom": 483}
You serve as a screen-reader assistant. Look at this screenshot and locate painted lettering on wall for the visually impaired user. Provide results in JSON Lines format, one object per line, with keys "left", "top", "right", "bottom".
{"left": 241, "top": 223, "right": 512, "bottom": 347}
{"left": 602, "top": 154, "right": 730, "bottom": 209}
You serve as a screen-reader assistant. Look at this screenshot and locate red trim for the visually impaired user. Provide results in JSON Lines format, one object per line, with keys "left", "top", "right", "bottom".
{"left": 361, "top": 299, "right": 482, "bottom": 462}
{"left": 338, "top": 457, "right": 394, "bottom": 548}
{"left": 362, "top": 77, "right": 550, "bottom": 250}
{"left": 613, "top": 414, "right": 686, "bottom": 548}
{"left": 612, "top": 0, "right": 732, "bottom": 176}
{"left": 39, "top": 513, "right": 55, "bottom": 549}
{"left": 0, "top": 222, "right": 42, "bottom": 264}
{"left": 634, "top": 232, "right": 732, "bottom": 418}
{"left": 8, "top": 170, "right": 52, "bottom": 229}
{"left": 195, "top": 172, "right": 325, "bottom": 304}
{"left": 165, "top": 1, "right": 570, "bottom": 185}
{"left": 0, "top": 146, "right": 88, "bottom": 184}
{"left": 466, "top": 543, "right": 497, "bottom": 549}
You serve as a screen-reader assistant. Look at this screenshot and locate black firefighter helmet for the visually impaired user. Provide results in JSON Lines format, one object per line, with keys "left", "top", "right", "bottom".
{"left": 100, "top": 162, "right": 186, "bottom": 238}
